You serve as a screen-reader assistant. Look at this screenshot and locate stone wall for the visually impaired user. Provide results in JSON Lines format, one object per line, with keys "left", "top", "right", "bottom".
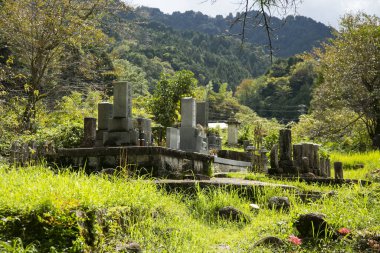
{"left": 53, "top": 146, "right": 213, "bottom": 177}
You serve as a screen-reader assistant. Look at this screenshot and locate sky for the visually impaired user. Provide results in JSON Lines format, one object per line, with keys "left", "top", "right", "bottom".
{"left": 127, "top": 0, "right": 380, "bottom": 28}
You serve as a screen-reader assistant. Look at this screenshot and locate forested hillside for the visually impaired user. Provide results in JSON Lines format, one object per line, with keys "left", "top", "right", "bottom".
{"left": 135, "top": 6, "right": 334, "bottom": 57}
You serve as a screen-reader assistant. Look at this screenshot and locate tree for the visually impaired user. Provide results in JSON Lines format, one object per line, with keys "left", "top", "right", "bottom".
{"left": 0, "top": 0, "right": 124, "bottom": 131}
{"left": 149, "top": 70, "right": 197, "bottom": 127}
{"left": 310, "top": 13, "right": 380, "bottom": 148}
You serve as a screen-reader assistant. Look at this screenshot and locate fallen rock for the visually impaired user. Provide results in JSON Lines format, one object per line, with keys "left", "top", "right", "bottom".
{"left": 253, "top": 236, "right": 285, "bottom": 247}
{"left": 294, "top": 213, "right": 336, "bottom": 239}
{"left": 268, "top": 196, "right": 290, "bottom": 211}
{"left": 217, "top": 206, "right": 249, "bottom": 222}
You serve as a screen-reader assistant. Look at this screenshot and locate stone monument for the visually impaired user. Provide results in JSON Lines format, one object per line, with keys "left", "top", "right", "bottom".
{"left": 178, "top": 97, "right": 208, "bottom": 154}
{"left": 227, "top": 117, "right": 240, "bottom": 145}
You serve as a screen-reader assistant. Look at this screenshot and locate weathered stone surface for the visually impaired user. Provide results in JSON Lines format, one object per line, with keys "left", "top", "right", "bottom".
{"left": 98, "top": 102, "right": 113, "bottom": 130}
{"left": 293, "top": 144, "right": 303, "bottom": 170}
{"left": 181, "top": 97, "right": 196, "bottom": 128}
{"left": 294, "top": 213, "right": 335, "bottom": 238}
{"left": 334, "top": 161, "right": 343, "bottom": 179}
{"left": 302, "top": 157, "right": 309, "bottom": 174}
{"left": 113, "top": 81, "right": 131, "bottom": 118}
{"left": 196, "top": 101, "right": 209, "bottom": 127}
{"left": 270, "top": 144, "right": 279, "bottom": 171}
{"left": 279, "top": 129, "right": 292, "bottom": 162}
{"left": 166, "top": 127, "right": 180, "bottom": 150}
{"left": 227, "top": 117, "right": 240, "bottom": 145}
{"left": 313, "top": 145, "right": 320, "bottom": 175}
{"left": 217, "top": 206, "right": 249, "bottom": 222}
{"left": 268, "top": 196, "right": 290, "bottom": 211}
{"left": 82, "top": 118, "right": 97, "bottom": 147}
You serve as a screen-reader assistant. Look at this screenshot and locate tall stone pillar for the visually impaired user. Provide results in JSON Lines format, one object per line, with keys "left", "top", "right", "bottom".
{"left": 82, "top": 117, "right": 97, "bottom": 147}
{"left": 227, "top": 117, "right": 240, "bottom": 145}
{"left": 278, "top": 129, "right": 294, "bottom": 173}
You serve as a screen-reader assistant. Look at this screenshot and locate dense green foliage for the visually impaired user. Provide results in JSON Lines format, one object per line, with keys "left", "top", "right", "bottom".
{"left": 135, "top": 7, "right": 334, "bottom": 57}
{"left": 149, "top": 70, "right": 197, "bottom": 127}
{"left": 109, "top": 20, "right": 270, "bottom": 91}
{"left": 236, "top": 57, "right": 316, "bottom": 122}
{"left": 310, "top": 13, "right": 380, "bottom": 148}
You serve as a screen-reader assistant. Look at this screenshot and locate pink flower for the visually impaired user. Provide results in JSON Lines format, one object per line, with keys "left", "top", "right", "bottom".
{"left": 289, "top": 235, "right": 302, "bottom": 245}
{"left": 338, "top": 227, "right": 351, "bottom": 236}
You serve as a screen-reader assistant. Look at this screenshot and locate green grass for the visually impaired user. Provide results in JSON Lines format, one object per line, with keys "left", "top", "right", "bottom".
{"left": 0, "top": 163, "right": 380, "bottom": 252}
{"left": 331, "top": 150, "right": 380, "bottom": 180}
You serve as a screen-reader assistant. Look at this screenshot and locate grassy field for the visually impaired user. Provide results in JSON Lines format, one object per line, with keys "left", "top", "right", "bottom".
{"left": 0, "top": 151, "right": 379, "bottom": 252}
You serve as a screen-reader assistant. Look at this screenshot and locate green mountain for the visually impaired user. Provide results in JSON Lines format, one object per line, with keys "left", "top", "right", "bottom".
{"left": 108, "top": 10, "right": 272, "bottom": 92}
{"left": 134, "top": 7, "right": 334, "bottom": 58}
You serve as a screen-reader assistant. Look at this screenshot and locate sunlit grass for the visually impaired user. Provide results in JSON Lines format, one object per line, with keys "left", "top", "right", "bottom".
{"left": 0, "top": 163, "right": 379, "bottom": 252}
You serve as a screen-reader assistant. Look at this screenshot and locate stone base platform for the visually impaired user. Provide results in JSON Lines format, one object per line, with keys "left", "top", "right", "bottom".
{"left": 51, "top": 146, "right": 213, "bottom": 178}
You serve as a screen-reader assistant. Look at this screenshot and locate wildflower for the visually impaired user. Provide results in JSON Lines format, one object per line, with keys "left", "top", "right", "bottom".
{"left": 288, "top": 235, "right": 302, "bottom": 245}
{"left": 338, "top": 228, "right": 351, "bottom": 236}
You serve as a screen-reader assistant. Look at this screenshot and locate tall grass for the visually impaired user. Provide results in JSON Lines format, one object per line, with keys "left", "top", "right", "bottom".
{"left": 0, "top": 164, "right": 379, "bottom": 252}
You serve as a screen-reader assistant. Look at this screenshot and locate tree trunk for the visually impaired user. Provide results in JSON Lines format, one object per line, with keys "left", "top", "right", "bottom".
{"left": 22, "top": 92, "right": 37, "bottom": 132}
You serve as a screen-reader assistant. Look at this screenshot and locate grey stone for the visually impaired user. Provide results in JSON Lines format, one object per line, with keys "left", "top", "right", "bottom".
{"left": 179, "top": 126, "right": 207, "bottom": 153}
{"left": 181, "top": 97, "right": 196, "bottom": 128}
{"left": 82, "top": 118, "right": 97, "bottom": 147}
{"left": 108, "top": 118, "right": 133, "bottom": 132}
{"left": 260, "top": 148, "right": 268, "bottom": 173}
{"left": 227, "top": 118, "right": 240, "bottom": 145}
{"left": 293, "top": 144, "right": 303, "bottom": 170}
{"left": 105, "top": 131, "right": 138, "bottom": 146}
{"left": 270, "top": 144, "right": 279, "bottom": 171}
{"left": 326, "top": 159, "right": 331, "bottom": 178}
{"left": 279, "top": 129, "right": 292, "bottom": 162}
{"left": 97, "top": 102, "right": 113, "bottom": 130}
{"left": 301, "top": 143, "right": 311, "bottom": 173}
{"left": 196, "top": 101, "right": 209, "bottom": 127}
{"left": 166, "top": 127, "right": 180, "bottom": 150}
{"left": 334, "top": 161, "right": 343, "bottom": 179}
{"left": 113, "top": 81, "right": 131, "bottom": 118}
{"left": 214, "top": 157, "right": 251, "bottom": 167}
{"left": 313, "top": 145, "right": 320, "bottom": 174}
{"left": 268, "top": 196, "right": 290, "bottom": 211}
{"left": 302, "top": 157, "right": 309, "bottom": 173}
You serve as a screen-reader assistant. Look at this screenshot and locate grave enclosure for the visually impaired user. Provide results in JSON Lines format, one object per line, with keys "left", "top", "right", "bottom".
{"left": 9, "top": 81, "right": 342, "bottom": 180}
